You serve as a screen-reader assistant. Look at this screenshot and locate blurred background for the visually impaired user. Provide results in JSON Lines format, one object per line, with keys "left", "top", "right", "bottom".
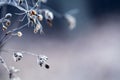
{"left": 1, "top": 0, "right": 120, "bottom": 80}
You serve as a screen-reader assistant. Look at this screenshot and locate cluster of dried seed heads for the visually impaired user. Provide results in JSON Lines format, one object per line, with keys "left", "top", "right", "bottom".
{"left": 0, "top": 0, "right": 78, "bottom": 80}
{"left": 0, "top": 13, "right": 12, "bottom": 31}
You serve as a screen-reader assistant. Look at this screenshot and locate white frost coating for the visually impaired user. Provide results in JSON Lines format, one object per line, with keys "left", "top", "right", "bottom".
{"left": 45, "top": 10, "right": 54, "bottom": 20}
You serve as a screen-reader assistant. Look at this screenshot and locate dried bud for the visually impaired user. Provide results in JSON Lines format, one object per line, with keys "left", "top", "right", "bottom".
{"left": 5, "top": 20, "right": 11, "bottom": 27}
{"left": 30, "top": 10, "right": 37, "bottom": 16}
{"left": 5, "top": 13, "right": 12, "bottom": 19}
{"left": 38, "top": 14, "right": 43, "bottom": 21}
{"left": 13, "top": 52, "right": 23, "bottom": 62}
{"left": 34, "top": 29, "right": 38, "bottom": 34}
{"left": 34, "top": 23, "right": 42, "bottom": 34}
{"left": 45, "top": 10, "right": 54, "bottom": 20}
{"left": 10, "top": 76, "right": 21, "bottom": 80}
{"left": 17, "top": 31, "right": 22, "bottom": 37}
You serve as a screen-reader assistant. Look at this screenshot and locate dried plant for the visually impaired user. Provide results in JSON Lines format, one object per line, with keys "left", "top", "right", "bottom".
{"left": 0, "top": 0, "right": 77, "bottom": 80}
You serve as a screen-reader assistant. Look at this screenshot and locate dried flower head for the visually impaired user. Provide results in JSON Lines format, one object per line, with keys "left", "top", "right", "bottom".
{"left": 5, "top": 20, "right": 11, "bottom": 27}
{"left": 37, "top": 55, "right": 49, "bottom": 69}
{"left": 45, "top": 10, "right": 54, "bottom": 20}
{"left": 13, "top": 52, "right": 23, "bottom": 62}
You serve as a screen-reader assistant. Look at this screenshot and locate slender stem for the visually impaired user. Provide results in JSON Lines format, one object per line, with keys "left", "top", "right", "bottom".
{"left": 2, "top": 49, "right": 38, "bottom": 56}
{"left": 24, "top": 0, "right": 29, "bottom": 10}
{"left": 0, "top": 33, "right": 12, "bottom": 48}
{"left": 0, "top": 2, "right": 26, "bottom": 12}
{"left": 0, "top": 56, "right": 9, "bottom": 72}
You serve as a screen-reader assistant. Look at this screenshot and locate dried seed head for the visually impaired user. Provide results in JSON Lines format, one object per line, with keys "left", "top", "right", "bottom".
{"left": 13, "top": 52, "right": 23, "bottom": 62}
{"left": 34, "top": 29, "right": 38, "bottom": 34}
{"left": 45, "top": 10, "right": 54, "bottom": 20}
{"left": 17, "top": 31, "right": 22, "bottom": 37}
{"left": 38, "top": 14, "right": 43, "bottom": 21}
{"left": 65, "top": 14, "right": 76, "bottom": 30}
{"left": 37, "top": 55, "right": 48, "bottom": 68}
{"left": 34, "top": 23, "right": 42, "bottom": 34}
{"left": 30, "top": 10, "right": 37, "bottom": 16}
{"left": 5, "top": 13, "right": 12, "bottom": 19}
{"left": 5, "top": 20, "right": 11, "bottom": 27}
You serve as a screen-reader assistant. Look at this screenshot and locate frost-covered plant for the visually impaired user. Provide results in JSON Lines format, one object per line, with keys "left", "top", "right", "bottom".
{"left": 0, "top": 0, "right": 77, "bottom": 80}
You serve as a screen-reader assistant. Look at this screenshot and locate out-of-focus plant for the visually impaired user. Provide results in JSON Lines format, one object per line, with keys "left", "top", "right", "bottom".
{"left": 0, "top": 0, "right": 77, "bottom": 80}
